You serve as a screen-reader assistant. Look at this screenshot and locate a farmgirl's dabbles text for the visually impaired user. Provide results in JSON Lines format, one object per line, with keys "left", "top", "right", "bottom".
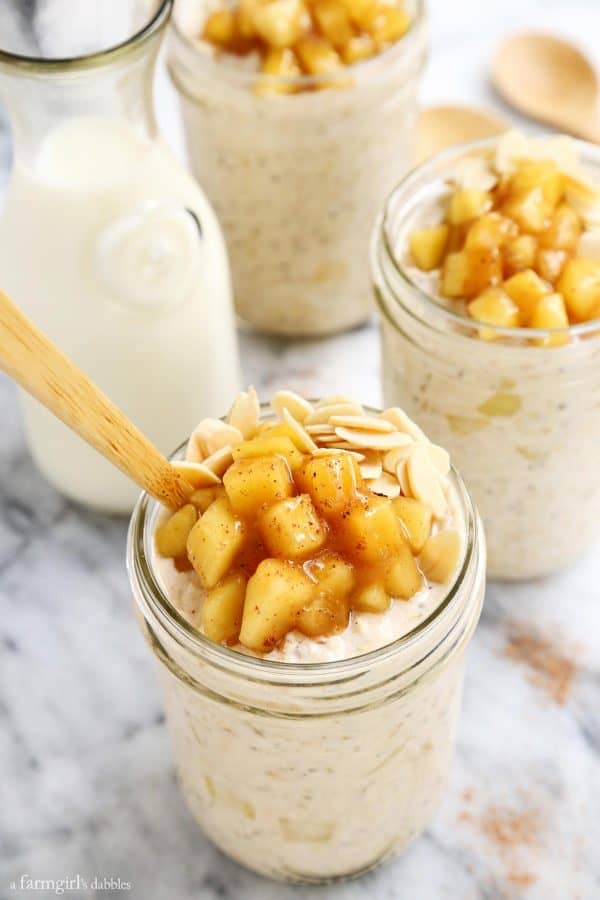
{"left": 154, "top": 388, "right": 464, "bottom": 661}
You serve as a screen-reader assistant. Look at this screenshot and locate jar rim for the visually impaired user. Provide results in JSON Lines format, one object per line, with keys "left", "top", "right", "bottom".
{"left": 376, "top": 134, "right": 600, "bottom": 343}
{"left": 127, "top": 404, "right": 480, "bottom": 682}
{"left": 0, "top": 0, "right": 172, "bottom": 73}
{"left": 168, "top": 0, "right": 425, "bottom": 91}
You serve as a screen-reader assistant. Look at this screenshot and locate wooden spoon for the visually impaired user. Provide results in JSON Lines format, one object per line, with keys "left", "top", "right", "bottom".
{"left": 0, "top": 288, "right": 192, "bottom": 509}
{"left": 416, "top": 105, "right": 509, "bottom": 163}
{"left": 492, "top": 33, "right": 600, "bottom": 143}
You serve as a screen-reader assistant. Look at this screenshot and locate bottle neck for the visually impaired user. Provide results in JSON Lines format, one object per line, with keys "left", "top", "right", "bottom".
{"left": 0, "top": 28, "right": 160, "bottom": 165}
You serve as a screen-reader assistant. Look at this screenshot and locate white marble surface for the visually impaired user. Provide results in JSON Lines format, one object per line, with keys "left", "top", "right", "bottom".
{"left": 1, "top": 1, "right": 600, "bottom": 898}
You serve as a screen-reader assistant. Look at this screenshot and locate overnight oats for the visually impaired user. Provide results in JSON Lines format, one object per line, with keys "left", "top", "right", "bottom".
{"left": 168, "top": 0, "right": 427, "bottom": 335}
{"left": 128, "top": 388, "right": 485, "bottom": 882}
{"left": 372, "top": 132, "right": 600, "bottom": 579}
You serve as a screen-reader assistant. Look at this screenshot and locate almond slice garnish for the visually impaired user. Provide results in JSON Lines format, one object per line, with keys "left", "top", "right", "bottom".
{"left": 366, "top": 471, "right": 401, "bottom": 498}
{"left": 281, "top": 407, "right": 318, "bottom": 454}
{"left": 313, "top": 448, "right": 365, "bottom": 461}
{"left": 172, "top": 460, "right": 221, "bottom": 488}
{"left": 333, "top": 427, "right": 412, "bottom": 450}
{"left": 305, "top": 424, "right": 337, "bottom": 435}
{"left": 304, "top": 402, "right": 364, "bottom": 426}
{"left": 329, "top": 415, "right": 395, "bottom": 433}
{"left": 359, "top": 452, "right": 383, "bottom": 480}
{"left": 272, "top": 389, "right": 313, "bottom": 423}
{"left": 427, "top": 444, "right": 451, "bottom": 476}
{"left": 382, "top": 442, "right": 414, "bottom": 473}
{"left": 203, "top": 445, "right": 234, "bottom": 476}
{"left": 227, "top": 386, "right": 260, "bottom": 439}
{"left": 407, "top": 446, "right": 447, "bottom": 518}
{"left": 315, "top": 395, "right": 362, "bottom": 409}
{"left": 380, "top": 407, "right": 428, "bottom": 442}
{"left": 396, "top": 459, "right": 412, "bottom": 497}
{"left": 314, "top": 433, "right": 345, "bottom": 444}
{"left": 186, "top": 418, "right": 240, "bottom": 462}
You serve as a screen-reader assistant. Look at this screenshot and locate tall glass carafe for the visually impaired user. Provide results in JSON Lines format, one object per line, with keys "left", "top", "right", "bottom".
{"left": 0, "top": 0, "right": 240, "bottom": 513}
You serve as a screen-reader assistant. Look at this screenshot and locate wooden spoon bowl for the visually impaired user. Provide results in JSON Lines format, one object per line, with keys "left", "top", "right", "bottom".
{"left": 492, "top": 33, "right": 600, "bottom": 143}
{"left": 416, "top": 105, "right": 509, "bottom": 163}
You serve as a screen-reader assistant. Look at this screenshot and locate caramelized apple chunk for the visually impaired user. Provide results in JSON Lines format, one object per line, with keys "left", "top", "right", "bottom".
{"left": 336, "top": 494, "right": 407, "bottom": 564}
{"left": 259, "top": 493, "right": 328, "bottom": 559}
{"left": 187, "top": 496, "right": 246, "bottom": 589}
{"left": 155, "top": 504, "right": 197, "bottom": 558}
{"left": 409, "top": 225, "right": 449, "bottom": 272}
{"left": 297, "top": 554, "right": 354, "bottom": 635}
{"left": 557, "top": 258, "right": 600, "bottom": 321}
{"left": 224, "top": 455, "right": 294, "bottom": 517}
{"left": 295, "top": 452, "right": 361, "bottom": 518}
{"left": 239, "top": 558, "right": 315, "bottom": 651}
{"left": 392, "top": 496, "right": 432, "bottom": 553}
{"left": 203, "top": 572, "right": 247, "bottom": 643}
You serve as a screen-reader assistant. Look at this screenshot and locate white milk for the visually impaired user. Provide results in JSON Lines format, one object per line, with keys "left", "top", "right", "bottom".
{"left": 0, "top": 117, "right": 240, "bottom": 512}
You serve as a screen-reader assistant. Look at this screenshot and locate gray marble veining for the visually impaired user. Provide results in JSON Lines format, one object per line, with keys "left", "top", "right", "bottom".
{"left": 1, "top": 1, "right": 600, "bottom": 898}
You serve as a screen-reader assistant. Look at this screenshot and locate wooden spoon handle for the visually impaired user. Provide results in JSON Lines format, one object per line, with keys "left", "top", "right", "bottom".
{"left": 0, "top": 288, "right": 192, "bottom": 509}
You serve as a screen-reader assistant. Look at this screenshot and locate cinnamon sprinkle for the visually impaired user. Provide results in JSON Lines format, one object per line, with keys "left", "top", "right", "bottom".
{"left": 504, "top": 624, "right": 577, "bottom": 705}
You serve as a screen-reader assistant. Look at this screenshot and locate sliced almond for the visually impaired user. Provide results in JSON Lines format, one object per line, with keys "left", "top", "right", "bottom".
{"left": 334, "top": 427, "right": 412, "bottom": 450}
{"left": 314, "top": 448, "right": 365, "bottom": 461}
{"left": 272, "top": 390, "right": 313, "bottom": 423}
{"left": 305, "top": 424, "right": 337, "bottom": 435}
{"left": 281, "top": 407, "right": 318, "bottom": 454}
{"left": 451, "top": 155, "right": 497, "bottom": 192}
{"left": 359, "top": 452, "right": 383, "bottom": 480}
{"left": 382, "top": 442, "right": 414, "bottom": 473}
{"left": 380, "top": 407, "right": 428, "bottom": 442}
{"left": 407, "top": 446, "right": 447, "bottom": 518}
{"left": 228, "top": 386, "right": 260, "bottom": 439}
{"left": 315, "top": 395, "right": 361, "bottom": 408}
{"left": 333, "top": 441, "right": 368, "bottom": 451}
{"left": 419, "top": 529, "right": 461, "bottom": 583}
{"left": 187, "top": 418, "right": 237, "bottom": 462}
{"left": 366, "top": 471, "right": 401, "bottom": 498}
{"left": 314, "top": 433, "right": 344, "bottom": 444}
{"left": 396, "top": 459, "right": 412, "bottom": 497}
{"left": 173, "top": 460, "right": 221, "bottom": 489}
{"left": 427, "top": 444, "right": 451, "bottom": 476}
{"left": 329, "top": 415, "right": 395, "bottom": 433}
{"left": 304, "top": 402, "right": 364, "bottom": 425}
{"left": 202, "top": 445, "right": 233, "bottom": 476}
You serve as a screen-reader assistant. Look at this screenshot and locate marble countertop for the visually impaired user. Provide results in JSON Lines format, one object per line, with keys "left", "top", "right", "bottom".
{"left": 1, "top": 1, "right": 600, "bottom": 899}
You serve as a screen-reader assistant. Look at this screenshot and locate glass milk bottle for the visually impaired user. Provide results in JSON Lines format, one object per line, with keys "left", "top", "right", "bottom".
{"left": 0, "top": 0, "right": 240, "bottom": 513}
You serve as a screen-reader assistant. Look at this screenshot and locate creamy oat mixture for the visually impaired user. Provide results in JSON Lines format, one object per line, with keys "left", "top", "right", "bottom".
{"left": 135, "top": 389, "right": 484, "bottom": 881}
{"left": 376, "top": 131, "right": 600, "bottom": 578}
{"left": 168, "top": 0, "right": 426, "bottom": 335}
{"left": 154, "top": 519, "right": 458, "bottom": 661}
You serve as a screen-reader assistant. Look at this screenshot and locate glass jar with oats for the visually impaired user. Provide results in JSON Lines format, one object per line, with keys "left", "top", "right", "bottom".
{"left": 167, "top": 0, "right": 426, "bottom": 336}
{"left": 372, "top": 132, "right": 600, "bottom": 579}
{"left": 128, "top": 389, "right": 485, "bottom": 882}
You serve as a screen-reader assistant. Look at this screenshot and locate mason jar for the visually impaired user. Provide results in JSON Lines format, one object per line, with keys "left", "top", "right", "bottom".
{"left": 371, "top": 138, "right": 600, "bottom": 580}
{"left": 167, "top": 0, "right": 427, "bottom": 337}
{"left": 127, "top": 440, "right": 485, "bottom": 883}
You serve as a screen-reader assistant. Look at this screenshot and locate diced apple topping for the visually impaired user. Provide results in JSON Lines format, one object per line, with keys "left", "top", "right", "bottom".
{"left": 156, "top": 389, "right": 461, "bottom": 651}
{"left": 187, "top": 496, "right": 247, "bottom": 589}
{"left": 408, "top": 132, "right": 600, "bottom": 341}
{"left": 199, "top": 0, "right": 412, "bottom": 93}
